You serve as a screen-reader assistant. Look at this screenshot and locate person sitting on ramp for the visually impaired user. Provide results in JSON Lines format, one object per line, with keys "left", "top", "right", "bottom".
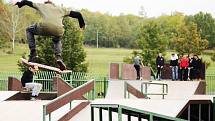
{"left": 21, "top": 66, "right": 42, "bottom": 101}
{"left": 15, "top": 0, "right": 85, "bottom": 70}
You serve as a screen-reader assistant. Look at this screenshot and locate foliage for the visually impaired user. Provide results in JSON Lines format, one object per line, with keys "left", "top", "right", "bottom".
{"left": 62, "top": 18, "right": 88, "bottom": 72}
{"left": 124, "top": 20, "right": 167, "bottom": 70}
{"left": 185, "top": 12, "right": 215, "bottom": 48}
{"left": 211, "top": 50, "right": 215, "bottom": 62}
{"left": 174, "top": 22, "right": 208, "bottom": 54}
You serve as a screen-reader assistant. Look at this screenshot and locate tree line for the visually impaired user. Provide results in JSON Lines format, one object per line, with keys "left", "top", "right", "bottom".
{"left": 1, "top": 1, "right": 215, "bottom": 50}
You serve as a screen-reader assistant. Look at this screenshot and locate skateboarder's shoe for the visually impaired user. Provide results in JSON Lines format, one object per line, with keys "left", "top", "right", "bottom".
{"left": 57, "top": 60, "right": 67, "bottom": 71}
{"left": 56, "top": 55, "right": 67, "bottom": 71}
{"left": 30, "top": 96, "right": 41, "bottom": 101}
{"left": 28, "top": 55, "right": 39, "bottom": 63}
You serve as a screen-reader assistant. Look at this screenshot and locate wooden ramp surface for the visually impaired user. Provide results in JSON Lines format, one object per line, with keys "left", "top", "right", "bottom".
{"left": 0, "top": 91, "right": 19, "bottom": 102}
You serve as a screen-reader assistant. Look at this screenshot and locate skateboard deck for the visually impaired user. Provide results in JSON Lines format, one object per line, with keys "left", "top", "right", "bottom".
{"left": 21, "top": 58, "right": 72, "bottom": 74}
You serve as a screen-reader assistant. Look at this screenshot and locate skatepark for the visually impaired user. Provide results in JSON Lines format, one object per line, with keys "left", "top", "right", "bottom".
{"left": 0, "top": 64, "right": 214, "bottom": 121}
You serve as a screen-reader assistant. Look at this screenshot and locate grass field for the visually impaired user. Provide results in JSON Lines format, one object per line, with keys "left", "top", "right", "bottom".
{"left": 0, "top": 43, "right": 214, "bottom": 75}
{"left": 0, "top": 44, "right": 133, "bottom": 75}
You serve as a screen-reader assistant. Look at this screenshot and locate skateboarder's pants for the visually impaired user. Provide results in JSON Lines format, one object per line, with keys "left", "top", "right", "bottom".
{"left": 26, "top": 24, "right": 62, "bottom": 56}
{"left": 25, "top": 83, "right": 42, "bottom": 96}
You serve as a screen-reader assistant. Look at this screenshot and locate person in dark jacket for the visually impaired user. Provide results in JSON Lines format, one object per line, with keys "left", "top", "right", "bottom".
{"left": 133, "top": 55, "right": 143, "bottom": 80}
{"left": 15, "top": 0, "right": 85, "bottom": 70}
{"left": 170, "top": 53, "right": 178, "bottom": 81}
{"left": 156, "top": 53, "right": 164, "bottom": 80}
{"left": 21, "top": 66, "right": 42, "bottom": 101}
{"left": 192, "top": 55, "right": 202, "bottom": 80}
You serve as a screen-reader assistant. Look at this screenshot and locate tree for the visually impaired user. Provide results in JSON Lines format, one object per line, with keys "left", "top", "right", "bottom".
{"left": 62, "top": 18, "right": 88, "bottom": 72}
{"left": 185, "top": 12, "right": 215, "bottom": 48}
{"left": 0, "top": 3, "right": 24, "bottom": 52}
{"left": 174, "top": 22, "right": 208, "bottom": 54}
{"left": 211, "top": 49, "right": 215, "bottom": 62}
{"left": 124, "top": 20, "right": 167, "bottom": 70}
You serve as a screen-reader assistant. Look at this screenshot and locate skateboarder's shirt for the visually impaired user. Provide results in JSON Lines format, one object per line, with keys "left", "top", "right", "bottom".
{"left": 32, "top": 3, "right": 70, "bottom": 36}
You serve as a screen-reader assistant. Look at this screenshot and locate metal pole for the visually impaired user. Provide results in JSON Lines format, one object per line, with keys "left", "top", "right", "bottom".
{"left": 99, "top": 107, "right": 103, "bottom": 121}
{"left": 96, "top": 30, "right": 99, "bottom": 48}
{"left": 138, "top": 114, "right": 141, "bottom": 121}
{"left": 70, "top": 101, "right": 72, "bottom": 110}
{"left": 208, "top": 104, "right": 211, "bottom": 121}
{"left": 213, "top": 97, "right": 215, "bottom": 121}
{"left": 118, "top": 106, "right": 122, "bottom": 121}
{"left": 162, "top": 84, "right": 164, "bottom": 99}
{"left": 199, "top": 104, "right": 201, "bottom": 121}
{"left": 49, "top": 113, "right": 51, "bottom": 121}
{"left": 149, "top": 114, "right": 153, "bottom": 121}
{"left": 128, "top": 115, "right": 131, "bottom": 121}
{"left": 108, "top": 107, "right": 112, "bottom": 121}
{"left": 124, "top": 82, "right": 127, "bottom": 99}
{"left": 43, "top": 105, "right": 46, "bottom": 121}
{"left": 188, "top": 105, "right": 191, "bottom": 121}
{"left": 91, "top": 107, "right": 94, "bottom": 121}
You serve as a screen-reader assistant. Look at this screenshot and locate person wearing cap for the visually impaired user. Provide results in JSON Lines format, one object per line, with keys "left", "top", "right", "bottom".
{"left": 21, "top": 66, "right": 42, "bottom": 101}
{"left": 15, "top": 0, "right": 85, "bottom": 70}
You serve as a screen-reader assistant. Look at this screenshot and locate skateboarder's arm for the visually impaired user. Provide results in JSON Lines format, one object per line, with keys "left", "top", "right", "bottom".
{"left": 67, "top": 11, "right": 85, "bottom": 29}
{"left": 15, "top": 0, "right": 36, "bottom": 9}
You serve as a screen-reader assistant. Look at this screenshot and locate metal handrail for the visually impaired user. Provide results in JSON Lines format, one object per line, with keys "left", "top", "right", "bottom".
{"left": 141, "top": 82, "right": 168, "bottom": 99}
{"left": 91, "top": 104, "right": 187, "bottom": 121}
{"left": 43, "top": 79, "right": 95, "bottom": 121}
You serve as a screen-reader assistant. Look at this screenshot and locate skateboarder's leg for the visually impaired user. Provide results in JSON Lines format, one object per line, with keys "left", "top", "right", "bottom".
{"left": 26, "top": 24, "right": 40, "bottom": 62}
{"left": 52, "top": 37, "right": 66, "bottom": 70}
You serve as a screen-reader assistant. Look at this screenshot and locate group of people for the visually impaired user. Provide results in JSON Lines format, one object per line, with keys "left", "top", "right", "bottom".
{"left": 133, "top": 53, "right": 202, "bottom": 81}
{"left": 156, "top": 53, "right": 202, "bottom": 81}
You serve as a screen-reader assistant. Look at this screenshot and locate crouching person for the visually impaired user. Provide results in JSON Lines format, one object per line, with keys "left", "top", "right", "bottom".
{"left": 21, "top": 66, "right": 42, "bottom": 101}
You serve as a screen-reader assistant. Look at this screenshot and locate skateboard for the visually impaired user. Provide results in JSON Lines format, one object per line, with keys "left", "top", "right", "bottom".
{"left": 21, "top": 58, "right": 72, "bottom": 74}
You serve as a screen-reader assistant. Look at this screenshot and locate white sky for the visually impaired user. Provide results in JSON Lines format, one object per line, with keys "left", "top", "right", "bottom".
{"left": 8, "top": 0, "right": 215, "bottom": 17}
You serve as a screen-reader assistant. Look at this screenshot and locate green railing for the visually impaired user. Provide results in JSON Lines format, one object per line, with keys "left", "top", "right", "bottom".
{"left": 206, "top": 74, "right": 215, "bottom": 95}
{"left": 91, "top": 104, "right": 187, "bottom": 121}
{"left": 0, "top": 72, "right": 22, "bottom": 90}
{"left": 141, "top": 82, "right": 168, "bottom": 99}
{"left": 1, "top": 71, "right": 215, "bottom": 96}
{"left": 0, "top": 71, "right": 109, "bottom": 98}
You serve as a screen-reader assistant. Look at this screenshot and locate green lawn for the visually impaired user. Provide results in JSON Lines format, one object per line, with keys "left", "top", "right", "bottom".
{"left": 0, "top": 44, "right": 133, "bottom": 75}
{"left": 0, "top": 43, "right": 214, "bottom": 76}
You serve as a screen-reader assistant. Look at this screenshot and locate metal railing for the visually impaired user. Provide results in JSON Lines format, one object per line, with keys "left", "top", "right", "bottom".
{"left": 206, "top": 75, "right": 215, "bottom": 95}
{"left": 91, "top": 104, "right": 187, "bottom": 121}
{"left": 43, "top": 79, "right": 95, "bottom": 121}
{"left": 141, "top": 82, "right": 168, "bottom": 99}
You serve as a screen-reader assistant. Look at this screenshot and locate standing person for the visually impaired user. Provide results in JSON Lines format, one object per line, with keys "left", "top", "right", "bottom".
{"left": 192, "top": 55, "right": 202, "bottom": 80}
{"left": 179, "top": 55, "right": 189, "bottom": 81}
{"left": 21, "top": 66, "right": 42, "bottom": 101}
{"left": 134, "top": 55, "right": 143, "bottom": 80}
{"left": 15, "top": 0, "right": 85, "bottom": 70}
{"left": 170, "top": 53, "right": 178, "bottom": 81}
{"left": 156, "top": 53, "right": 164, "bottom": 80}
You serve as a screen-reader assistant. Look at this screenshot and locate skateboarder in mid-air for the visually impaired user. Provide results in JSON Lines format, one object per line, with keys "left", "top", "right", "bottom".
{"left": 15, "top": 0, "right": 85, "bottom": 70}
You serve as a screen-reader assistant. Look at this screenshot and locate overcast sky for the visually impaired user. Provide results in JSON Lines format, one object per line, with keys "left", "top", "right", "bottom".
{"left": 8, "top": 0, "right": 215, "bottom": 17}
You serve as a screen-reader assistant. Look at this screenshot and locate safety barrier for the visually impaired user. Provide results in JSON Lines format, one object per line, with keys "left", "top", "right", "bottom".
{"left": 43, "top": 79, "right": 95, "bottom": 121}
{"left": 91, "top": 104, "right": 187, "bottom": 121}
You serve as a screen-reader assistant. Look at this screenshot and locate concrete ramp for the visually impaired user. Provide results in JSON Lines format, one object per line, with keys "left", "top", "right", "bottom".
{"left": 105, "top": 81, "right": 125, "bottom": 99}
{"left": 0, "top": 101, "right": 49, "bottom": 121}
{"left": 108, "top": 80, "right": 202, "bottom": 100}
{"left": 0, "top": 91, "right": 19, "bottom": 102}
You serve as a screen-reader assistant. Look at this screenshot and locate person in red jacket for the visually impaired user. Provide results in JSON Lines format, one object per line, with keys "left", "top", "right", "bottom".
{"left": 179, "top": 55, "right": 189, "bottom": 81}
